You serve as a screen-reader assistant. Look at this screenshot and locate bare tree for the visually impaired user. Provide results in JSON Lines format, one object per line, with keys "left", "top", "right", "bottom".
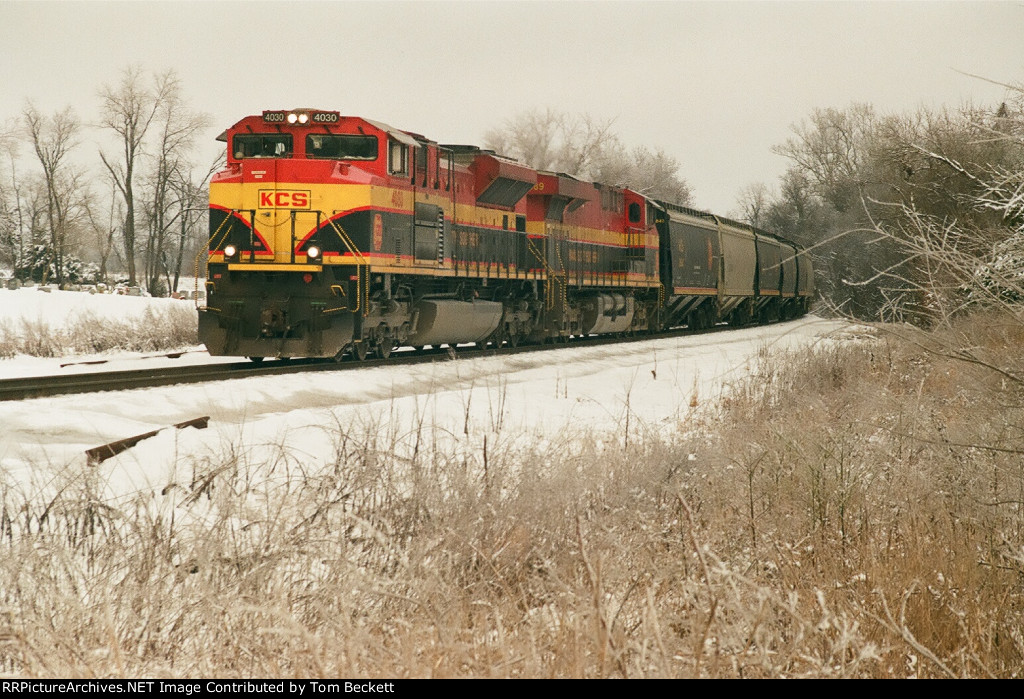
{"left": 484, "top": 108, "right": 567, "bottom": 172}
{"left": 733, "top": 182, "right": 773, "bottom": 228}
{"left": 22, "top": 103, "right": 88, "bottom": 285}
{"left": 772, "top": 103, "right": 876, "bottom": 213}
{"left": 484, "top": 108, "right": 692, "bottom": 206}
{"left": 85, "top": 177, "right": 123, "bottom": 284}
{"left": 611, "top": 145, "right": 692, "bottom": 204}
{"left": 554, "top": 113, "right": 619, "bottom": 177}
{"left": 98, "top": 66, "right": 175, "bottom": 286}
{"left": 763, "top": 96, "right": 1024, "bottom": 321}
{"left": 169, "top": 153, "right": 222, "bottom": 294}
{"left": 140, "top": 73, "right": 212, "bottom": 295}
{"left": 1, "top": 169, "right": 50, "bottom": 282}
{"left": 0, "top": 124, "right": 23, "bottom": 274}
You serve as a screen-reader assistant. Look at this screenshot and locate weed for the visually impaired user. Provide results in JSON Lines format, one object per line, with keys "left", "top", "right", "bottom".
{"left": 0, "top": 305, "right": 197, "bottom": 358}
{"left": 1, "top": 313, "right": 1022, "bottom": 676}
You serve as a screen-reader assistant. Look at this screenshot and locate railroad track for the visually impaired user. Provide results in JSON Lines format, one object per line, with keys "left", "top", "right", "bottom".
{"left": 0, "top": 323, "right": 756, "bottom": 402}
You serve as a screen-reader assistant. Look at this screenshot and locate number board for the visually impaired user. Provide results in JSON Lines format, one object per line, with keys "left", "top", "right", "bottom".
{"left": 261, "top": 111, "right": 340, "bottom": 124}
{"left": 309, "top": 111, "right": 339, "bottom": 124}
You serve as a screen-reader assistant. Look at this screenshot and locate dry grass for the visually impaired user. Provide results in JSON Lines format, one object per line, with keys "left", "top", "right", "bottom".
{"left": 0, "top": 305, "right": 198, "bottom": 359}
{"left": 1, "top": 313, "right": 1023, "bottom": 677}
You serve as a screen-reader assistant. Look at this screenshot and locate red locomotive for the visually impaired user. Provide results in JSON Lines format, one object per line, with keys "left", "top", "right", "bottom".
{"left": 199, "top": 108, "right": 812, "bottom": 360}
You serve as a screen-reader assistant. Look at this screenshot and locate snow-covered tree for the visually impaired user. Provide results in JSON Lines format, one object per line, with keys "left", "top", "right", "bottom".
{"left": 99, "top": 67, "right": 213, "bottom": 294}
{"left": 484, "top": 108, "right": 692, "bottom": 206}
{"left": 759, "top": 88, "right": 1024, "bottom": 323}
{"left": 22, "top": 103, "right": 90, "bottom": 286}
{"left": 98, "top": 67, "right": 174, "bottom": 286}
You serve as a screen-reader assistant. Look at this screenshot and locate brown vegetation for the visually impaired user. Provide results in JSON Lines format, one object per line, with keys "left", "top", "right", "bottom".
{"left": 1, "top": 313, "right": 1021, "bottom": 677}
{"left": 0, "top": 304, "right": 197, "bottom": 358}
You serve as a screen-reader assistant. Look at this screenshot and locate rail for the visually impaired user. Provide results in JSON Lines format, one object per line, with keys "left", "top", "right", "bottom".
{"left": 0, "top": 321, "right": 756, "bottom": 402}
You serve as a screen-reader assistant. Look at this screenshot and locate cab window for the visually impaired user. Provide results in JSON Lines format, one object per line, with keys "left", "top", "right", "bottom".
{"left": 305, "top": 134, "right": 378, "bottom": 160}
{"left": 233, "top": 134, "right": 293, "bottom": 159}
{"left": 388, "top": 139, "right": 409, "bottom": 175}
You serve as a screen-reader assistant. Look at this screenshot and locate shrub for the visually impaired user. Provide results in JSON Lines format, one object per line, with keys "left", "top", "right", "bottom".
{"left": 1, "top": 314, "right": 1022, "bottom": 676}
{"left": 0, "top": 304, "right": 197, "bottom": 358}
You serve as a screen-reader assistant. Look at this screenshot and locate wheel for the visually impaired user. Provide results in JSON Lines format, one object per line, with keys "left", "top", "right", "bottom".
{"left": 488, "top": 328, "right": 506, "bottom": 349}
{"left": 374, "top": 324, "right": 394, "bottom": 359}
{"left": 353, "top": 342, "right": 368, "bottom": 361}
{"left": 247, "top": 356, "right": 264, "bottom": 363}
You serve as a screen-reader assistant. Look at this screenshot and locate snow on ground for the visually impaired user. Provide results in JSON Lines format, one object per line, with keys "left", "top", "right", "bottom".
{"left": 0, "top": 346, "right": 235, "bottom": 380}
{"left": 0, "top": 286, "right": 222, "bottom": 379}
{"left": 0, "top": 285, "right": 197, "bottom": 327}
{"left": 0, "top": 287, "right": 862, "bottom": 511}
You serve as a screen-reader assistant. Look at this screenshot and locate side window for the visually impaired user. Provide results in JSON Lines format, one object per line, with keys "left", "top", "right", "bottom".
{"left": 306, "top": 134, "right": 378, "bottom": 160}
{"left": 628, "top": 201, "right": 642, "bottom": 223}
{"left": 388, "top": 139, "right": 408, "bottom": 175}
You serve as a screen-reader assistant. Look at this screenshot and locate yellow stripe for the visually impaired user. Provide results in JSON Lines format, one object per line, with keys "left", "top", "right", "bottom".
{"left": 228, "top": 263, "right": 322, "bottom": 272}
{"left": 211, "top": 180, "right": 658, "bottom": 278}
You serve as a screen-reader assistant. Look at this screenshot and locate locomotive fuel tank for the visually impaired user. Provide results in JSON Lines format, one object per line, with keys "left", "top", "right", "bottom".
{"left": 581, "top": 293, "right": 635, "bottom": 335}
{"left": 406, "top": 299, "right": 504, "bottom": 347}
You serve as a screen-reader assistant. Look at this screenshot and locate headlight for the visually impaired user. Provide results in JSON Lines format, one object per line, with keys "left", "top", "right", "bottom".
{"left": 298, "top": 113, "right": 309, "bottom": 124}
{"left": 223, "top": 244, "right": 237, "bottom": 258}
{"left": 307, "top": 245, "right": 321, "bottom": 259}
{"left": 287, "top": 113, "right": 298, "bottom": 124}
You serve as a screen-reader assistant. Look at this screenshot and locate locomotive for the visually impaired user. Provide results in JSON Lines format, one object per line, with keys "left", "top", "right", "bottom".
{"left": 199, "top": 108, "right": 813, "bottom": 361}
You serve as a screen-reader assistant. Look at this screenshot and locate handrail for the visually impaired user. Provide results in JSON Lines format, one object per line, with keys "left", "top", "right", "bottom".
{"left": 194, "top": 209, "right": 236, "bottom": 309}
{"left": 326, "top": 216, "right": 369, "bottom": 316}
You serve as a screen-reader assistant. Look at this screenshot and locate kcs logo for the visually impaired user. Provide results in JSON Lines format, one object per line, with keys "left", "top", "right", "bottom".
{"left": 257, "top": 190, "right": 311, "bottom": 209}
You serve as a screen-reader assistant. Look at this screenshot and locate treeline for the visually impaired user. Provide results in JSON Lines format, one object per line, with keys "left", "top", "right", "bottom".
{"left": 0, "top": 67, "right": 217, "bottom": 296}
{"left": 5, "top": 71, "right": 1021, "bottom": 318}
{"left": 740, "top": 84, "right": 1024, "bottom": 323}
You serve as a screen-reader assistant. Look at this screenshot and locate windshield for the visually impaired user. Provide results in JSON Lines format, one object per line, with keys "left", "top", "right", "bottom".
{"left": 233, "top": 134, "right": 293, "bottom": 159}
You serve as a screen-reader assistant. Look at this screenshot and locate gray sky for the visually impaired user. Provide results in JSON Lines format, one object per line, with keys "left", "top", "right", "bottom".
{"left": 2, "top": 1, "right": 1021, "bottom": 214}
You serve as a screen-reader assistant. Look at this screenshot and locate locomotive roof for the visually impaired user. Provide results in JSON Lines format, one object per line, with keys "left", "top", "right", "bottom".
{"left": 216, "top": 113, "right": 424, "bottom": 148}
{"left": 364, "top": 118, "right": 420, "bottom": 146}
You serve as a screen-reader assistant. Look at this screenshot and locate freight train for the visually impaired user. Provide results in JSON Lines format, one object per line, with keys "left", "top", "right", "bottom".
{"left": 199, "top": 108, "right": 813, "bottom": 361}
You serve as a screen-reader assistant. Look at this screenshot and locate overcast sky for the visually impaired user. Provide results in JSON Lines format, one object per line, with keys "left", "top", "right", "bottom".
{"left": 2, "top": 1, "right": 1021, "bottom": 214}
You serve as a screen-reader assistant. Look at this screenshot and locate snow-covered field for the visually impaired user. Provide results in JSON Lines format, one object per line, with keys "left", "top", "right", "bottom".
{"left": 0, "top": 288, "right": 858, "bottom": 507}
{"left": 0, "top": 285, "right": 198, "bottom": 328}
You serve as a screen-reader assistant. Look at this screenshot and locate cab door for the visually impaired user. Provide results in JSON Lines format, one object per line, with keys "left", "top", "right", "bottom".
{"left": 412, "top": 144, "right": 444, "bottom": 267}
